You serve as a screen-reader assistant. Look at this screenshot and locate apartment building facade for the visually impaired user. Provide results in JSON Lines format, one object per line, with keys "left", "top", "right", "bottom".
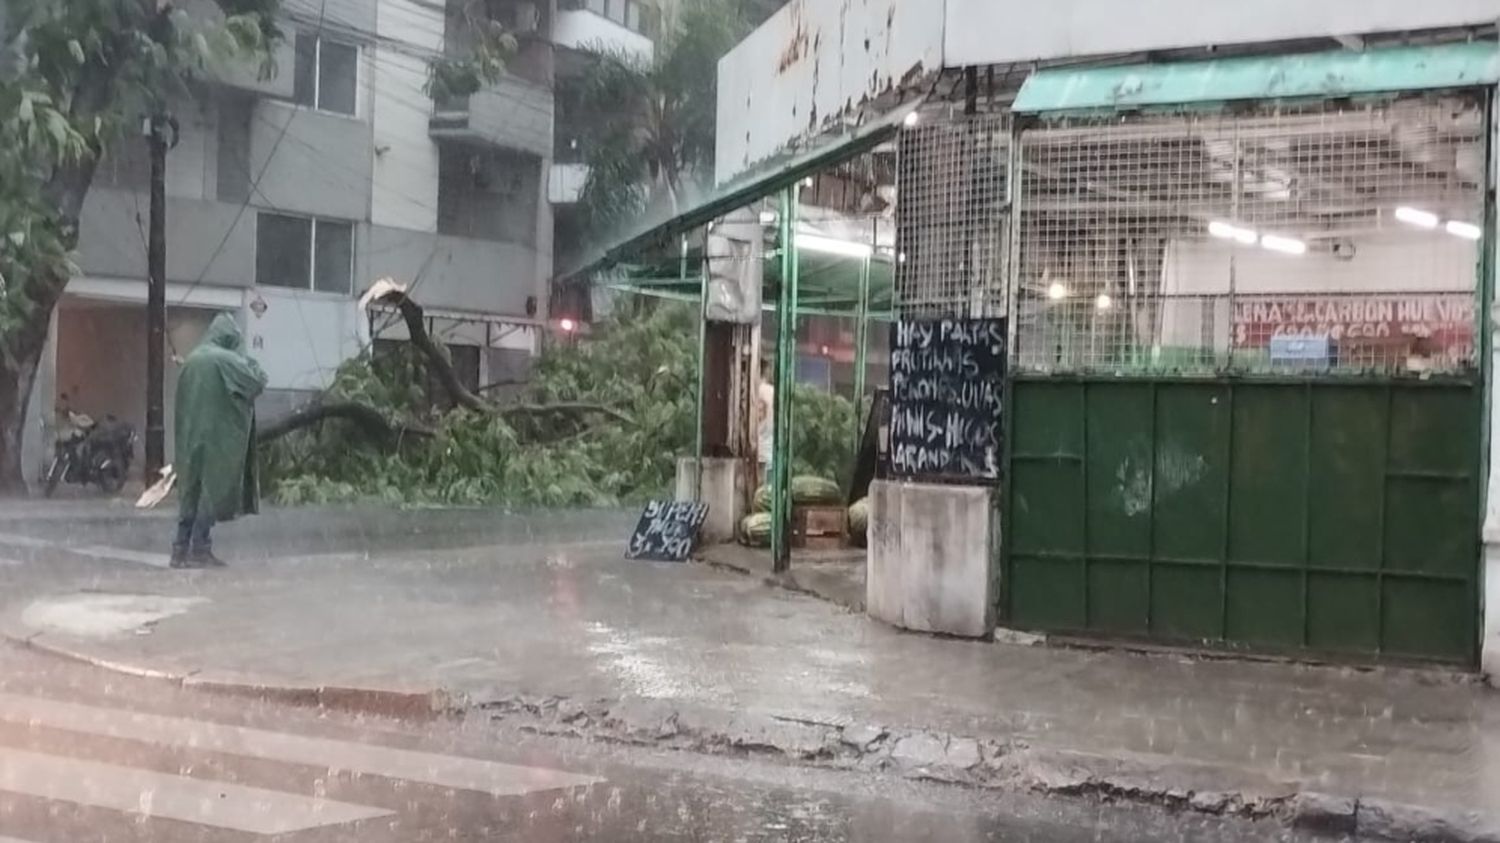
{"left": 20, "top": 0, "right": 661, "bottom": 485}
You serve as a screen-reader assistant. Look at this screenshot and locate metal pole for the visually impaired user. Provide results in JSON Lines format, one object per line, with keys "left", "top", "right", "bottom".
{"left": 771, "top": 184, "right": 800, "bottom": 572}
{"left": 852, "top": 253, "right": 871, "bottom": 460}
{"left": 689, "top": 234, "right": 707, "bottom": 502}
{"left": 145, "top": 114, "right": 168, "bottom": 480}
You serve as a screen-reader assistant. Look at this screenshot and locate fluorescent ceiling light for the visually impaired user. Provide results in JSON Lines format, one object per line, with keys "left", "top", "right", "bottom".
{"left": 903, "top": 111, "right": 920, "bottom": 128}
{"left": 759, "top": 211, "right": 777, "bottom": 225}
{"left": 1395, "top": 206, "right": 1440, "bottom": 229}
{"left": 1208, "top": 221, "right": 1258, "bottom": 245}
{"left": 1047, "top": 282, "right": 1068, "bottom": 301}
{"left": 1096, "top": 293, "right": 1113, "bottom": 311}
{"left": 1260, "top": 235, "right": 1307, "bottom": 256}
{"left": 1445, "top": 220, "right": 1483, "bottom": 241}
{"left": 797, "top": 234, "right": 874, "bottom": 259}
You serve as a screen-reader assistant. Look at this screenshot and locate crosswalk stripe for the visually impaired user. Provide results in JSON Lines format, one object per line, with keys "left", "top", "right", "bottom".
{"left": 0, "top": 693, "right": 601, "bottom": 796}
{"left": 0, "top": 746, "right": 390, "bottom": 835}
{"left": 0, "top": 835, "right": 41, "bottom": 843}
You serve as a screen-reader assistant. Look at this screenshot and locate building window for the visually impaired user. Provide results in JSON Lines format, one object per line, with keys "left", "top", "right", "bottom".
{"left": 437, "top": 147, "right": 539, "bottom": 243}
{"left": 292, "top": 33, "right": 358, "bottom": 115}
{"left": 255, "top": 213, "right": 354, "bottom": 294}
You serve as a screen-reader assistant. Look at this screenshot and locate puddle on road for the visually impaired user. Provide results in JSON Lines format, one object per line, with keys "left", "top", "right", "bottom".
{"left": 21, "top": 594, "right": 208, "bottom": 639}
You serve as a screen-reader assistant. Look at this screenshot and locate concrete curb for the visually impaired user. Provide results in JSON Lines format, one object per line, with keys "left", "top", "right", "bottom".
{"left": 478, "top": 692, "right": 1500, "bottom": 843}
{"left": 4, "top": 629, "right": 1494, "bottom": 841}
{"left": 2, "top": 630, "right": 464, "bottom": 720}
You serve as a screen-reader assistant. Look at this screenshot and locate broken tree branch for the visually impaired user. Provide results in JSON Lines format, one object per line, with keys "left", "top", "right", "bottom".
{"left": 376, "top": 289, "right": 491, "bottom": 414}
{"left": 500, "top": 402, "right": 632, "bottom": 425}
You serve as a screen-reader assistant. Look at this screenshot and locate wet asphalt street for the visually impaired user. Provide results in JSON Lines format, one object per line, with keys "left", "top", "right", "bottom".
{"left": 0, "top": 645, "right": 1312, "bottom": 842}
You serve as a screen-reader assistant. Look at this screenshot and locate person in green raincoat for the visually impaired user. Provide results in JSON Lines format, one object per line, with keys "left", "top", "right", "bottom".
{"left": 171, "top": 313, "right": 267, "bottom": 568}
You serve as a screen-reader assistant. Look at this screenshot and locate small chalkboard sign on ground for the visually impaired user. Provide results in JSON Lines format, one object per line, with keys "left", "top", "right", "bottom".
{"left": 626, "top": 500, "right": 711, "bottom": 562}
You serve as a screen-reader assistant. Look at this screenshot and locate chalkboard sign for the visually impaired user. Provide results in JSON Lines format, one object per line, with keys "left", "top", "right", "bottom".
{"left": 888, "top": 318, "right": 1006, "bottom": 482}
{"left": 626, "top": 501, "right": 711, "bottom": 562}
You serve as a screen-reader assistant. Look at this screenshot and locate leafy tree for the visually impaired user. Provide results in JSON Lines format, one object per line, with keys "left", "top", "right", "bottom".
{"left": 0, "top": 0, "right": 278, "bottom": 490}
{"left": 571, "top": 0, "right": 749, "bottom": 245}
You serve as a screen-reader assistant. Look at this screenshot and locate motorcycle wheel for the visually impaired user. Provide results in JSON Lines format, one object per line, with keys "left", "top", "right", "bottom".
{"left": 43, "top": 458, "right": 64, "bottom": 498}
{"left": 97, "top": 464, "right": 126, "bottom": 495}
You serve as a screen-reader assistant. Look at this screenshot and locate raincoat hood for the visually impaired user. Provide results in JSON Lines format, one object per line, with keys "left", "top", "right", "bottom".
{"left": 202, "top": 313, "right": 245, "bottom": 352}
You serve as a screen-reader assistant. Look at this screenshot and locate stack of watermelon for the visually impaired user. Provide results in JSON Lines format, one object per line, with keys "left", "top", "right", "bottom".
{"left": 739, "top": 476, "right": 842, "bottom": 547}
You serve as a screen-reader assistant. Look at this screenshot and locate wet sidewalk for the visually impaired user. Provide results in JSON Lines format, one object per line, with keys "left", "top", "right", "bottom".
{"left": 1, "top": 524, "right": 1497, "bottom": 839}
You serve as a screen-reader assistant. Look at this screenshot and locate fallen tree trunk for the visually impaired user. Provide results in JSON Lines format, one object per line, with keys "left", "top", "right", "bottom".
{"left": 257, "top": 401, "right": 436, "bottom": 447}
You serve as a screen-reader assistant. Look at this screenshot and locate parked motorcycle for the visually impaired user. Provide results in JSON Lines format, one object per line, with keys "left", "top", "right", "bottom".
{"left": 44, "top": 412, "right": 137, "bottom": 497}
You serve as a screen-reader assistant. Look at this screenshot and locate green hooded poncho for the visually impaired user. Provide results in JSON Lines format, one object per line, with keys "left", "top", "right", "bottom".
{"left": 175, "top": 314, "right": 267, "bottom": 522}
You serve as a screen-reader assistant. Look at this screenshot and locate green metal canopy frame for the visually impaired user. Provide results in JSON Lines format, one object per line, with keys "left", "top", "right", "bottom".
{"left": 579, "top": 102, "right": 919, "bottom": 570}
{"left": 605, "top": 248, "right": 896, "bottom": 318}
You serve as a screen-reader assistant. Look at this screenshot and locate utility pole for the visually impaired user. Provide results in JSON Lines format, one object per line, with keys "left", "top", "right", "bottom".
{"left": 144, "top": 113, "right": 170, "bottom": 480}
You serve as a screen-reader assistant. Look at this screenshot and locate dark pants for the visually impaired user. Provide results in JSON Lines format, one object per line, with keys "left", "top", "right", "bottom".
{"left": 174, "top": 510, "right": 215, "bottom": 554}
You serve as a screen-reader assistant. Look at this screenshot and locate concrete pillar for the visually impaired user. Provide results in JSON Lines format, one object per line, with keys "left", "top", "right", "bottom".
{"left": 676, "top": 456, "right": 751, "bottom": 545}
{"left": 1484, "top": 544, "right": 1499, "bottom": 681}
{"left": 20, "top": 309, "right": 58, "bottom": 494}
{"left": 867, "top": 480, "right": 996, "bottom": 638}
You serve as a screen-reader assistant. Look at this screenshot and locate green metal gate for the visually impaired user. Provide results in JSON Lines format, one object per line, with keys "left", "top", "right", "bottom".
{"left": 1004, "top": 377, "right": 1481, "bottom": 664}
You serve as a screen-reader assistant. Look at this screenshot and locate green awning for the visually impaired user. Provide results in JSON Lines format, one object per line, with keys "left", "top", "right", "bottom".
{"left": 559, "top": 101, "right": 919, "bottom": 282}
{"left": 1013, "top": 42, "right": 1500, "bottom": 113}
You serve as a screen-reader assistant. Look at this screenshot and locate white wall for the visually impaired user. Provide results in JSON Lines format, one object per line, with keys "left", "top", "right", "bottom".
{"left": 166, "top": 102, "right": 215, "bottom": 202}
{"left": 944, "top": 0, "right": 1500, "bottom": 67}
{"left": 245, "top": 289, "right": 368, "bottom": 391}
{"left": 1156, "top": 233, "right": 1479, "bottom": 351}
{"left": 714, "top": 0, "right": 942, "bottom": 184}
{"left": 554, "top": 9, "right": 654, "bottom": 62}
{"left": 371, "top": 0, "right": 443, "bottom": 233}
{"left": 1162, "top": 233, "right": 1478, "bottom": 296}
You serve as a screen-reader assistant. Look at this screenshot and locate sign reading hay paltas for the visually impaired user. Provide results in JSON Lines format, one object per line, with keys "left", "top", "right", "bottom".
{"left": 626, "top": 501, "right": 711, "bottom": 562}
{"left": 888, "top": 318, "right": 1006, "bottom": 483}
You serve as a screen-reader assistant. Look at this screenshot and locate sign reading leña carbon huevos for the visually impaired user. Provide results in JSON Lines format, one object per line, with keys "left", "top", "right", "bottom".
{"left": 626, "top": 500, "right": 710, "bottom": 562}
{"left": 888, "top": 318, "right": 1006, "bottom": 482}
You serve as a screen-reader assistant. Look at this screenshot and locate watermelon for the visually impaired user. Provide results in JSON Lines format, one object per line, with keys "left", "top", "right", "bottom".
{"left": 753, "top": 476, "right": 842, "bottom": 513}
{"left": 740, "top": 513, "right": 772, "bottom": 547}
{"left": 848, "top": 498, "right": 869, "bottom": 536}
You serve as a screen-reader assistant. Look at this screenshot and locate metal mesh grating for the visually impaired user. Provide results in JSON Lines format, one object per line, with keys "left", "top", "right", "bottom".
{"left": 895, "top": 115, "right": 1012, "bottom": 318}
{"left": 1013, "top": 96, "right": 1487, "bottom": 377}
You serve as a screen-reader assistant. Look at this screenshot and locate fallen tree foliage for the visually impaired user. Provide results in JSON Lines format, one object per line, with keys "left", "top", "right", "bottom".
{"left": 261, "top": 299, "right": 858, "bottom": 509}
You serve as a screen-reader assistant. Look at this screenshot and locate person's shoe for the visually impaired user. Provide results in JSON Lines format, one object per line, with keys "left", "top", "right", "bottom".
{"left": 169, "top": 546, "right": 195, "bottom": 569}
{"left": 189, "top": 549, "right": 227, "bottom": 568}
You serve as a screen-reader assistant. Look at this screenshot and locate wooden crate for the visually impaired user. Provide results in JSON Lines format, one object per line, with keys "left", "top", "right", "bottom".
{"left": 792, "top": 504, "right": 847, "bottom": 549}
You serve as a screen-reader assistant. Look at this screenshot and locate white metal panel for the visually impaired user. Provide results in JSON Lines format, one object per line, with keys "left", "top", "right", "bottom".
{"left": 715, "top": 0, "right": 942, "bottom": 184}
{"left": 246, "top": 288, "right": 366, "bottom": 391}
{"left": 554, "top": 9, "right": 654, "bottom": 62}
{"left": 548, "top": 162, "right": 589, "bottom": 204}
{"left": 944, "top": 0, "right": 1500, "bottom": 68}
